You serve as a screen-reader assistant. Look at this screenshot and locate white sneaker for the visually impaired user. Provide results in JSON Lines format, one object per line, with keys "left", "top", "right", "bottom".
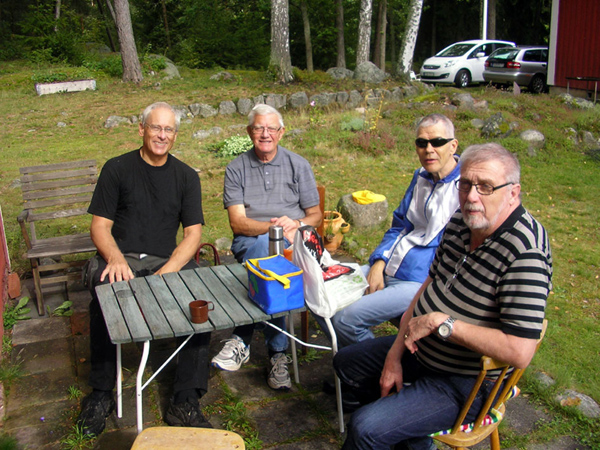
{"left": 268, "top": 353, "right": 292, "bottom": 390}
{"left": 211, "top": 335, "right": 250, "bottom": 371}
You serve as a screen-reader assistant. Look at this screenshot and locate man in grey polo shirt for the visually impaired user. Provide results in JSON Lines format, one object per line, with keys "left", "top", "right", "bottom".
{"left": 212, "top": 104, "right": 322, "bottom": 390}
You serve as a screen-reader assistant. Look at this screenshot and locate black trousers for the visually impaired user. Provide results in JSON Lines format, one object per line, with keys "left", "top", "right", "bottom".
{"left": 87, "top": 254, "right": 211, "bottom": 397}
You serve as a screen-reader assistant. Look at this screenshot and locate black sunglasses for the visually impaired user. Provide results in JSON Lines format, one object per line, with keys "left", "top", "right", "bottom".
{"left": 415, "top": 137, "right": 455, "bottom": 148}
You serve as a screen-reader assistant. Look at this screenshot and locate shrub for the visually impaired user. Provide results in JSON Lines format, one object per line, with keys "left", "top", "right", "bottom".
{"left": 211, "top": 135, "right": 252, "bottom": 157}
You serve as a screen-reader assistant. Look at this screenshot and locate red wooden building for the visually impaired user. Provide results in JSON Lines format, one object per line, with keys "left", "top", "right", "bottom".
{"left": 548, "top": 0, "right": 600, "bottom": 100}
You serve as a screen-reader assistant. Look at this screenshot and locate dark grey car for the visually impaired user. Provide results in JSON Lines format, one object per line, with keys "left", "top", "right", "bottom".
{"left": 483, "top": 46, "right": 548, "bottom": 93}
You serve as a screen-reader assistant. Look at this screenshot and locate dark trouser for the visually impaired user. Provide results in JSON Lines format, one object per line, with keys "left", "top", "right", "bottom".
{"left": 334, "top": 335, "right": 496, "bottom": 450}
{"left": 88, "top": 254, "right": 211, "bottom": 397}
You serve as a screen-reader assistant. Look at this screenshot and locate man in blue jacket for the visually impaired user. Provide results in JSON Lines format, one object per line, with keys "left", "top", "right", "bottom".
{"left": 330, "top": 113, "right": 461, "bottom": 348}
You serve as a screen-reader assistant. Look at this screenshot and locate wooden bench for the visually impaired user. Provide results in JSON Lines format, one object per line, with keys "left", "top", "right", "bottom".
{"left": 17, "top": 160, "right": 98, "bottom": 315}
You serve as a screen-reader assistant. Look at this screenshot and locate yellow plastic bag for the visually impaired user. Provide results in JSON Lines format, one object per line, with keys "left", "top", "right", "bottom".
{"left": 352, "top": 190, "right": 386, "bottom": 205}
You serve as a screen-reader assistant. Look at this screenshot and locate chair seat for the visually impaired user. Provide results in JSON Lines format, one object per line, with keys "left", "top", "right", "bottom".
{"left": 26, "top": 233, "right": 95, "bottom": 259}
{"left": 433, "top": 404, "right": 505, "bottom": 447}
{"left": 131, "top": 427, "right": 245, "bottom": 449}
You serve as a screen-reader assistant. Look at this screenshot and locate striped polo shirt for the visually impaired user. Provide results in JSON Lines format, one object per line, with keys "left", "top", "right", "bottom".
{"left": 414, "top": 205, "right": 553, "bottom": 376}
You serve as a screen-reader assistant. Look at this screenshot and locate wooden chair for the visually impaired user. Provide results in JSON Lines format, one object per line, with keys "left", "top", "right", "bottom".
{"left": 17, "top": 160, "right": 98, "bottom": 315}
{"left": 432, "top": 319, "right": 548, "bottom": 450}
{"left": 131, "top": 427, "right": 245, "bottom": 449}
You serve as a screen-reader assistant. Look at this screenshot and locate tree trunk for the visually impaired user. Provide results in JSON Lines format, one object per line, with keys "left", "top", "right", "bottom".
{"left": 270, "top": 0, "right": 294, "bottom": 83}
{"left": 336, "top": 0, "right": 346, "bottom": 68}
{"left": 356, "top": 0, "right": 373, "bottom": 65}
{"left": 300, "top": 0, "right": 313, "bottom": 72}
{"left": 105, "top": 0, "right": 117, "bottom": 24}
{"left": 373, "top": 0, "right": 387, "bottom": 70}
{"left": 161, "top": 0, "right": 172, "bottom": 50}
{"left": 390, "top": 11, "right": 396, "bottom": 71}
{"left": 488, "top": 0, "right": 496, "bottom": 39}
{"left": 54, "top": 0, "right": 61, "bottom": 32}
{"left": 395, "top": 0, "right": 423, "bottom": 78}
{"left": 114, "top": 0, "right": 143, "bottom": 83}
{"left": 97, "top": 0, "right": 117, "bottom": 52}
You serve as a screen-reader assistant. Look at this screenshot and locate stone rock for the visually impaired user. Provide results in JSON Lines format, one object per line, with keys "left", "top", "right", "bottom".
{"left": 336, "top": 91, "right": 349, "bottom": 105}
{"left": 309, "top": 93, "right": 332, "bottom": 107}
{"left": 209, "top": 127, "right": 223, "bottom": 136}
{"left": 173, "top": 105, "right": 191, "bottom": 122}
{"left": 57, "top": 122, "right": 66, "bottom": 127}
{"left": 192, "top": 130, "right": 211, "bottom": 140}
{"left": 253, "top": 94, "right": 265, "bottom": 106}
{"left": 336, "top": 194, "right": 388, "bottom": 229}
{"left": 533, "top": 371, "right": 555, "bottom": 388}
{"left": 556, "top": 389, "right": 600, "bottom": 418}
{"left": 196, "top": 104, "right": 218, "bottom": 118}
{"left": 188, "top": 103, "right": 201, "bottom": 116}
{"left": 286, "top": 128, "right": 305, "bottom": 137}
{"left": 452, "top": 93, "right": 475, "bottom": 109}
{"left": 403, "top": 85, "right": 419, "bottom": 98}
{"left": 481, "top": 112, "right": 513, "bottom": 139}
{"left": 219, "top": 100, "right": 237, "bottom": 116}
{"left": 473, "top": 99, "right": 489, "bottom": 111}
{"left": 520, "top": 129, "right": 545, "bottom": 156}
{"left": 288, "top": 92, "right": 309, "bottom": 109}
{"left": 228, "top": 124, "right": 247, "bottom": 131}
{"left": 326, "top": 67, "right": 354, "bottom": 80}
{"left": 353, "top": 61, "right": 389, "bottom": 83}
{"left": 210, "top": 71, "right": 235, "bottom": 81}
{"left": 214, "top": 237, "right": 232, "bottom": 252}
{"left": 581, "top": 131, "right": 599, "bottom": 148}
{"left": 237, "top": 98, "right": 253, "bottom": 116}
{"left": 559, "top": 93, "right": 595, "bottom": 109}
{"left": 565, "top": 127, "right": 578, "bottom": 143}
{"left": 471, "top": 118, "right": 485, "bottom": 129}
{"left": 162, "top": 60, "right": 181, "bottom": 80}
{"left": 130, "top": 115, "right": 139, "bottom": 124}
{"left": 347, "top": 90, "right": 363, "bottom": 108}
{"left": 265, "top": 93, "right": 286, "bottom": 110}
{"left": 390, "top": 87, "right": 405, "bottom": 102}
{"left": 365, "top": 89, "right": 383, "bottom": 107}
{"left": 104, "top": 115, "right": 130, "bottom": 128}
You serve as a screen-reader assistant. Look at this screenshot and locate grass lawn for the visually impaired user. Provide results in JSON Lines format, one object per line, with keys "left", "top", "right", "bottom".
{"left": 1, "top": 60, "right": 599, "bottom": 447}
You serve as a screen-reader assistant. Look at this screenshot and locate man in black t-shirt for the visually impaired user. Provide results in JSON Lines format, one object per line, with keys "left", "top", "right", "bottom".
{"left": 77, "top": 102, "right": 211, "bottom": 436}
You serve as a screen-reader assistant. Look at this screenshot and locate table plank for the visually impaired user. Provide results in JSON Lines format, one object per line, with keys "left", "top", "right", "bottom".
{"left": 95, "top": 284, "right": 132, "bottom": 344}
{"left": 162, "top": 272, "right": 214, "bottom": 333}
{"left": 178, "top": 269, "right": 235, "bottom": 330}
{"left": 145, "top": 275, "right": 195, "bottom": 338}
{"left": 127, "top": 277, "right": 176, "bottom": 340}
{"left": 112, "top": 281, "right": 152, "bottom": 342}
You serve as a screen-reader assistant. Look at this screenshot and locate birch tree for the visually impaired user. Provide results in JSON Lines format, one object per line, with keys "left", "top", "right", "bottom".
{"left": 395, "top": 0, "right": 423, "bottom": 78}
{"left": 114, "top": 0, "right": 143, "bottom": 83}
{"left": 336, "top": 0, "right": 346, "bottom": 68}
{"left": 270, "top": 0, "right": 294, "bottom": 83}
{"left": 356, "top": 0, "right": 373, "bottom": 65}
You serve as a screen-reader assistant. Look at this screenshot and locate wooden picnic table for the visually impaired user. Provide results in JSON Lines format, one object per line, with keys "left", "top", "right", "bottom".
{"left": 95, "top": 263, "right": 306, "bottom": 433}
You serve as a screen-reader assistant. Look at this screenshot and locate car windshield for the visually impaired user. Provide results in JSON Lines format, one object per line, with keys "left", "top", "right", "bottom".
{"left": 437, "top": 43, "right": 476, "bottom": 57}
{"left": 489, "top": 48, "right": 519, "bottom": 61}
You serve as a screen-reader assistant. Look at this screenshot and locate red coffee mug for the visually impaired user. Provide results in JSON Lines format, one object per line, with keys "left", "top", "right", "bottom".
{"left": 189, "top": 300, "right": 214, "bottom": 324}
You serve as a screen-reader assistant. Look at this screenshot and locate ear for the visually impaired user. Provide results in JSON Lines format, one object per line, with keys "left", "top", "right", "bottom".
{"left": 509, "top": 183, "right": 521, "bottom": 204}
{"left": 139, "top": 122, "right": 145, "bottom": 137}
{"left": 449, "top": 139, "right": 459, "bottom": 155}
{"left": 246, "top": 125, "right": 253, "bottom": 138}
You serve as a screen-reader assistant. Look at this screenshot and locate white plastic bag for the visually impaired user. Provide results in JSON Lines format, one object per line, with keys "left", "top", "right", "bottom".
{"left": 292, "top": 226, "right": 368, "bottom": 319}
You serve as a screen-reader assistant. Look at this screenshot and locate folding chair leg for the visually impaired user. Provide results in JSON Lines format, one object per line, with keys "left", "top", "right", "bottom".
{"left": 31, "top": 260, "right": 45, "bottom": 316}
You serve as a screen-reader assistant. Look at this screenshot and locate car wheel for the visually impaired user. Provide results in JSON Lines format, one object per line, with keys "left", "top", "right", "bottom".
{"left": 455, "top": 70, "right": 471, "bottom": 88}
{"left": 529, "top": 75, "right": 546, "bottom": 94}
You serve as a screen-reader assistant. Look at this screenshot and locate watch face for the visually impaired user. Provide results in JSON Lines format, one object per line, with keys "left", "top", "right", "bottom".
{"left": 439, "top": 324, "right": 451, "bottom": 338}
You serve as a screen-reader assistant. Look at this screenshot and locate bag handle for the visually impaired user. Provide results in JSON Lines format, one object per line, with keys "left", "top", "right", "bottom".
{"left": 246, "top": 258, "right": 291, "bottom": 289}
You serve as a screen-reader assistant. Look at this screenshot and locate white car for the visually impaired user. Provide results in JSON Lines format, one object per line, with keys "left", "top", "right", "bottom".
{"left": 420, "top": 39, "right": 516, "bottom": 88}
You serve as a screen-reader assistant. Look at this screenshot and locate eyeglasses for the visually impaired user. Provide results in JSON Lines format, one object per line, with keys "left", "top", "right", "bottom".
{"left": 145, "top": 124, "right": 177, "bottom": 136}
{"left": 415, "top": 137, "right": 454, "bottom": 148}
{"left": 250, "top": 126, "right": 282, "bottom": 135}
{"left": 445, "top": 254, "right": 467, "bottom": 292}
{"left": 455, "top": 179, "right": 513, "bottom": 196}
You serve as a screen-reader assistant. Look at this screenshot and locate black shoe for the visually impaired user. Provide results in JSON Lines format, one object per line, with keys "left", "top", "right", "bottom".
{"left": 76, "top": 391, "right": 115, "bottom": 436}
{"left": 165, "top": 399, "right": 213, "bottom": 428}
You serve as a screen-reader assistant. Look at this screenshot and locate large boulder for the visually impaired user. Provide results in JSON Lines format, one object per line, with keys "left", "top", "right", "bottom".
{"left": 288, "top": 91, "right": 309, "bottom": 109}
{"left": 237, "top": 98, "right": 253, "bottom": 116}
{"left": 327, "top": 67, "right": 354, "bottom": 80}
{"left": 353, "top": 61, "right": 389, "bottom": 84}
{"left": 520, "top": 129, "right": 545, "bottom": 156}
{"left": 336, "top": 194, "right": 388, "bottom": 229}
{"left": 219, "top": 100, "right": 237, "bottom": 116}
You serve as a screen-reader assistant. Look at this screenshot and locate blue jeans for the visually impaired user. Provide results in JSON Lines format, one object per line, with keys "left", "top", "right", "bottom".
{"left": 314, "top": 265, "right": 422, "bottom": 348}
{"left": 334, "top": 335, "right": 494, "bottom": 450}
{"left": 230, "top": 233, "right": 291, "bottom": 353}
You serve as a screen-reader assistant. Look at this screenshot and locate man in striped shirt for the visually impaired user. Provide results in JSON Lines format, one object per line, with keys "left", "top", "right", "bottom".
{"left": 334, "top": 142, "right": 552, "bottom": 450}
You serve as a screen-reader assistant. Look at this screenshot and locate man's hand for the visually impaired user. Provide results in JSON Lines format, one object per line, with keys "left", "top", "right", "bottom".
{"left": 100, "top": 255, "right": 135, "bottom": 283}
{"left": 403, "top": 312, "right": 447, "bottom": 353}
{"left": 366, "top": 260, "right": 386, "bottom": 294}
{"left": 380, "top": 341, "right": 405, "bottom": 397}
{"left": 270, "top": 215, "right": 299, "bottom": 243}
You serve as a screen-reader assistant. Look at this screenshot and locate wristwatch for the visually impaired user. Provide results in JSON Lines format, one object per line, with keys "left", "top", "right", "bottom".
{"left": 438, "top": 316, "right": 456, "bottom": 340}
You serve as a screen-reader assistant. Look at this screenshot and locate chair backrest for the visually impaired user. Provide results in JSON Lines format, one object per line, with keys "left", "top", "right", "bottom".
{"left": 316, "top": 185, "right": 326, "bottom": 237}
{"left": 451, "top": 319, "right": 548, "bottom": 435}
{"left": 19, "top": 160, "right": 97, "bottom": 242}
